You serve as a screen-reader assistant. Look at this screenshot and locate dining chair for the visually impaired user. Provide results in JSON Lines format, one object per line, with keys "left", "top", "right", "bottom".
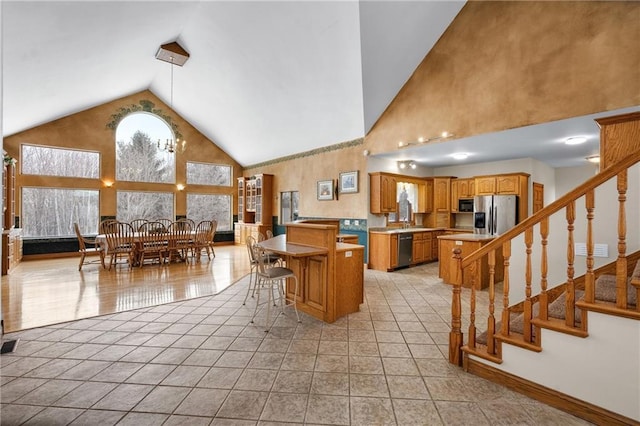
{"left": 191, "top": 220, "right": 215, "bottom": 262}
{"left": 137, "top": 223, "right": 168, "bottom": 267}
{"left": 167, "top": 221, "right": 192, "bottom": 263}
{"left": 129, "top": 218, "right": 149, "bottom": 231}
{"left": 175, "top": 218, "right": 196, "bottom": 230}
{"left": 250, "top": 243, "right": 301, "bottom": 331}
{"left": 99, "top": 219, "right": 119, "bottom": 234}
{"left": 74, "top": 222, "right": 105, "bottom": 270}
{"left": 104, "top": 222, "right": 136, "bottom": 270}
{"left": 155, "top": 218, "right": 173, "bottom": 229}
{"left": 207, "top": 219, "right": 218, "bottom": 258}
{"left": 266, "top": 229, "right": 274, "bottom": 239}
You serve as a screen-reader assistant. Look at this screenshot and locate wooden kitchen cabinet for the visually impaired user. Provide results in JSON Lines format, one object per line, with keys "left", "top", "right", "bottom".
{"left": 475, "top": 176, "right": 496, "bottom": 195}
{"left": 412, "top": 232, "right": 433, "bottom": 264}
{"left": 496, "top": 174, "right": 520, "bottom": 194}
{"left": 458, "top": 178, "right": 475, "bottom": 198}
{"left": 433, "top": 177, "right": 453, "bottom": 212}
{"left": 450, "top": 180, "right": 459, "bottom": 212}
{"left": 415, "top": 179, "right": 433, "bottom": 213}
{"left": 370, "top": 172, "right": 398, "bottom": 214}
{"left": 438, "top": 234, "right": 504, "bottom": 290}
{"left": 235, "top": 174, "right": 273, "bottom": 245}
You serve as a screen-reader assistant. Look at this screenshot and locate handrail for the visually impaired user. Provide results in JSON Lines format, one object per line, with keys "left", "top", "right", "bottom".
{"left": 461, "top": 149, "right": 640, "bottom": 269}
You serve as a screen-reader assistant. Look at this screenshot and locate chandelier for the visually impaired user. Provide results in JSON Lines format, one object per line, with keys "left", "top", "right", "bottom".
{"left": 155, "top": 42, "right": 190, "bottom": 154}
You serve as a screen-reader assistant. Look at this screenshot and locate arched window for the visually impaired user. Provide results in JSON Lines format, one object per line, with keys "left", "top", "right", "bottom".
{"left": 115, "top": 112, "right": 175, "bottom": 183}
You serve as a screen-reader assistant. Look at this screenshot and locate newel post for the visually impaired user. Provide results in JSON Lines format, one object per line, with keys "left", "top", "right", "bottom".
{"left": 449, "top": 248, "right": 464, "bottom": 366}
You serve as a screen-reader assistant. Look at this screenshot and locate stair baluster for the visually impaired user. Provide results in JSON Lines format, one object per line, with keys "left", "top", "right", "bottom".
{"left": 524, "top": 228, "right": 534, "bottom": 343}
{"left": 449, "top": 248, "right": 463, "bottom": 366}
{"left": 566, "top": 201, "right": 576, "bottom": 327}
{"left": 501, "top": 241, "right": 512, "bottom": 337}
{"left": 616, "top": 170, "right": 628, "bottom": 309}
{"left": 487, "top": 251, "right": 496, "bottom": 355}
{"left": 585, "top": 190, "right": 596, "bottom": 303}
{"left": 539, "top": 218, "right": 550, "bottom": 321}
{"left": 468, "top": 260, "right": 477, "bottom": 350}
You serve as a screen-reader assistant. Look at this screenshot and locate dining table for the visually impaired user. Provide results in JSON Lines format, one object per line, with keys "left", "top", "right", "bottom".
{"left": 95, "top": 231, "right": 196, "bottom": 266}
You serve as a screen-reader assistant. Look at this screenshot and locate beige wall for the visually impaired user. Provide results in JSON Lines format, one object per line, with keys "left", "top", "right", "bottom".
{"left": 246, "top": 2, "right": 639, "bottom": 224}
{"left": 364, "top": 1, "right": 640, "bottom": 156}
{"left": 244, "top": 141, "right": 368, "bottom": 220}
{"left": 3, "top": 90, "right": 242, "bottom": 220}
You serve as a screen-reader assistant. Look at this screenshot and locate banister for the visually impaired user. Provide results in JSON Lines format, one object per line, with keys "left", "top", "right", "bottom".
{"left": 461, "top": 150, "right": 640, "bottom": 268}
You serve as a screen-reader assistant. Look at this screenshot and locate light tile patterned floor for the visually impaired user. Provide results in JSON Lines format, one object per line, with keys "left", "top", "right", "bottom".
{"left": 1, "top": 263, "right": 592, "bottom": 425}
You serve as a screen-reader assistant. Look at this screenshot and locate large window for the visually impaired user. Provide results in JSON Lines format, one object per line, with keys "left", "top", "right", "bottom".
{"left": 21, "top": 145, "right": 100, "bottom": 178}
{"left": 22, "top": 188, "right": 99, "bottom": 237}
{"left": 186, "top": 162, "right": 232, "bottom": 186}
{"left": 186, "top": 194, "right": 231, "bottom": 231}
{"left": 117, "top": 191, "right": 174, "bottom": 223}
{"left": 116, "top": 113, "right": 175, "bottom": 183}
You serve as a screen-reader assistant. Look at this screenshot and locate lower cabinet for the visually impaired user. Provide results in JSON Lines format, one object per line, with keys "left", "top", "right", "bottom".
{"left": 2, "top": 229, "right": 23, "bottom": 275}
{"left": 234, "top": 223, "right": 271, "bottom": 245}
{"left": 369, "top": 230, "right": 437, "bottom": 271}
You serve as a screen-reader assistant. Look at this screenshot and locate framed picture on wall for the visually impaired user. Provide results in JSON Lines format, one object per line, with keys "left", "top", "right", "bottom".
{"left": 317, "top": 179, "right": 334, "bottom": 201}
{"left": 339, "top": 171, "right": 358, "bottom": 194}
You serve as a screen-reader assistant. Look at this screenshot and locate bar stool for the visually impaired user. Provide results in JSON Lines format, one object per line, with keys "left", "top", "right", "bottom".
{"left": 250, "top": 245, "right": 301, "bottom": 331}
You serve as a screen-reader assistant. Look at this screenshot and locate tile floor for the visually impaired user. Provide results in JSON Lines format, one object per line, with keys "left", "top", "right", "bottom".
{"left": 1, "top": 263, "right": 592, "bottom": 425}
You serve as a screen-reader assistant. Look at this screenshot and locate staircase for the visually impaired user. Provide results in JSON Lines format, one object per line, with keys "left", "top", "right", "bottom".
{"left": 447, "top": 112, "right": 640, "bottom": 426}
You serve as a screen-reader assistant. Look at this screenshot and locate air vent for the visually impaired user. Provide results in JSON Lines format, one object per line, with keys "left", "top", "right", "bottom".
{"left": 575, "top": 243, "right": 609, "bottom": 258}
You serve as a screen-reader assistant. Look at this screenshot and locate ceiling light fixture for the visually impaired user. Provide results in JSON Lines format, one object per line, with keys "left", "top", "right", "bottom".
{"left": 586, "top": 155, "right": 600, "bottom": 163}
{"left": 155, "top": 42, "right": 190, "bottom": 154}
{"left": 565, "top": 136, "right": 587, "bottom": 145}
{"left": 397, "top": 160, "right": 417, "bottom": 170}
{"left": 451, "top": 152, "right": 469, "bottom": 160}
{"left": 398, "top": 132, "right": 455, "bottom": 149}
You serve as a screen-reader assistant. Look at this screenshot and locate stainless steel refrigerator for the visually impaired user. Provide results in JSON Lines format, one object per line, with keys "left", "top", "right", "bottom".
{"left": 473, "top": 195, "right": 518, "bottom": 235}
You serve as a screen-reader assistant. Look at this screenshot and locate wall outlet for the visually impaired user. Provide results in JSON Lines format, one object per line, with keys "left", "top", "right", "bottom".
{"left": 354, "top": 220, "right": 359, "bottom": 226}
{"left": 345, "top": 251, "right": 352, "bottom": 257}
{"left": 344, "top": 219, "right": 350, "bottom": 225}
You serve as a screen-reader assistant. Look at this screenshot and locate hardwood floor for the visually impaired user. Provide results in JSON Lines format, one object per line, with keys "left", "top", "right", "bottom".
{"left": 1, "top": 244, "right": 251, "bottom": 333}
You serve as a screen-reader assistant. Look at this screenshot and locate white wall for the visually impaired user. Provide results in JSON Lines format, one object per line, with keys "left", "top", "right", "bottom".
{"left": 475, "top": 313, "right": 640, "bottom": 421}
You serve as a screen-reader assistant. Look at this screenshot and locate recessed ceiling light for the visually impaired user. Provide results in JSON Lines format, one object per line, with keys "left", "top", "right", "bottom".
{"left": 451, "top": 153, "right": 469, "bottom": 160}
{"left": 565, "top": 136, "right": 587, "bottom": 145}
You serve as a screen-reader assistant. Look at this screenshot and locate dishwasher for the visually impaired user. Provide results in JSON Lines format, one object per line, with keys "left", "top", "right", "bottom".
{"left": 397, "top": 233, "right": 413, "bottom": 267}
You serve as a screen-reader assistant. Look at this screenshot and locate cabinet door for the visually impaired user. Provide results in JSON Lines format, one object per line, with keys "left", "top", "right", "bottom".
{"left": 305, "top": 255, "right": 328, "bottom": 312}
{"left": 425, "top": 180, "right": 434, "bottom": 213}
{"left": 433, "top": 178, "right": 450, "bottom": 212}
{"left": 468, "top": 179, "right": 475, "bottom": 197}
{"left": 475, "top": 177, "right": 496, "bottom": 195}
{"left": 496, "top": 175, "right": 519, "bottom": 194}
{"left": 382, "top": 175, "right": 397, "bottom": 212}
{"left": 450, "top": 180, "right": 459, "bottom": 212}
{"left": 390, "top": 234, "right": 398, "bottom": 268}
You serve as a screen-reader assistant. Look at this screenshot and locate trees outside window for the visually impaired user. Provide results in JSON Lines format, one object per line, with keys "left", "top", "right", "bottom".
{"left": 117, "top": 191, "right": 174, "bottom": 223}
{"left": 22, "top": 188, "right": 99, "bottom": 237}
{"left": 21, "top": 145, "right": 100, "bottom": 178}
{"left": 280, "top": 191, "right": 299, "bottom": 224}
{"left": 186, "top": 194, "right": 231, "bottom": 231}
{"left": 186, "top": 162, "right": 231, "bottom": 186}
{"left": 116, "top": 113, "right": 175, "bottom": 184}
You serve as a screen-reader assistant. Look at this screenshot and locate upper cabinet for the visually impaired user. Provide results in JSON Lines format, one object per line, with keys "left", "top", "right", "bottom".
{"left": 475, "top": 176, "right": 497, "bottom": 195}
{"left": 237, "top": 174, "right": 273, "bottom": 224}
{"left": 433, "top": 177, "right": 453, "bottom": 212}
{"left": 369, "top": 172, "right": 397, "bottom": 214}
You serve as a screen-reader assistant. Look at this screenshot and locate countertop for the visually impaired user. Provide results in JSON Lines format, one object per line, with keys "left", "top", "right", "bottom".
{"left": 437, "top": 233, "right": 497, "bottom": 242}
{"left": 369, "top": 227, "right": 473, "bottom": 235}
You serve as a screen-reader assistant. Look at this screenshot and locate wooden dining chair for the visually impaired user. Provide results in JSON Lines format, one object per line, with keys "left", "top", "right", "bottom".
{"left": 155, "top": 219, "right": 173, "bottom": 230}
{"left": 167, "top": 221, "right": 193, "bottom": 263}
{"left": 191, "top": 220, "right": 215, "bottom": 262}
{"left": 104, "top": 222, "right": 136, "bottom": 270}
{"left": 74, "top": 223, "right": 105, "bottom": 270}
{"left": 137, "top": 224, "right": 168, "bottom": 267}
{"left": 99, "top": 219, "right": 119, "bottom": 234}
{"left": 129, "top": 218, "right": 149, "bottom": 231}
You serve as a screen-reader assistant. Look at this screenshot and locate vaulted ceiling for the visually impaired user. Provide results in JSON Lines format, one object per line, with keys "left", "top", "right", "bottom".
{"left": 2, "top": 1, "right": 465, "bottom": 166}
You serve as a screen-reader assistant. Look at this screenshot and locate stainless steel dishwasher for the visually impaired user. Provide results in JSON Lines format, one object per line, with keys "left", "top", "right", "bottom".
{"left": 397, "top": 233, "right": 413, "bottom": 267}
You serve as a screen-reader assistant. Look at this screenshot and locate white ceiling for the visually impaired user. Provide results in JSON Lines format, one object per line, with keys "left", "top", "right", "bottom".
{"left": 1, "top": 0, "right": 464, "bottom": 166}
{"left": 4, "top": 1, "right": 634, "bottom": 170}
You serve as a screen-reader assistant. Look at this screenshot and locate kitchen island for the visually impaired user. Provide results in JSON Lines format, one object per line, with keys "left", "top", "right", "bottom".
{"left": 438, "top": 233, "right": 504, "bottom": 290}
{"left": 263, "top": 223, "right": 364, "bottom": 323}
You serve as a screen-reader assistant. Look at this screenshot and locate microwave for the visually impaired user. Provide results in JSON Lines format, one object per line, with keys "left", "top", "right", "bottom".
{"left": 458, "top": 198, "right": 474, "bottom": 212}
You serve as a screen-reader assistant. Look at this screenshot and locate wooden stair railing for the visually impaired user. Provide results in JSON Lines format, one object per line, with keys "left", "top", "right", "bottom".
{"left": 449, "top": 146, "right": 640, "bottom": 366}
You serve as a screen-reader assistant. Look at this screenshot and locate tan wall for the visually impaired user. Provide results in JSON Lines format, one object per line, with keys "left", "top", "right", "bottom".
{"left": 365, "top": 1, "right": 640, "bottom": 156}
{"left": 3, "top": 90, "right": 242, "bottom": 220}
{"left": 244, "top": 141, "right": 368, "bottom": 220}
